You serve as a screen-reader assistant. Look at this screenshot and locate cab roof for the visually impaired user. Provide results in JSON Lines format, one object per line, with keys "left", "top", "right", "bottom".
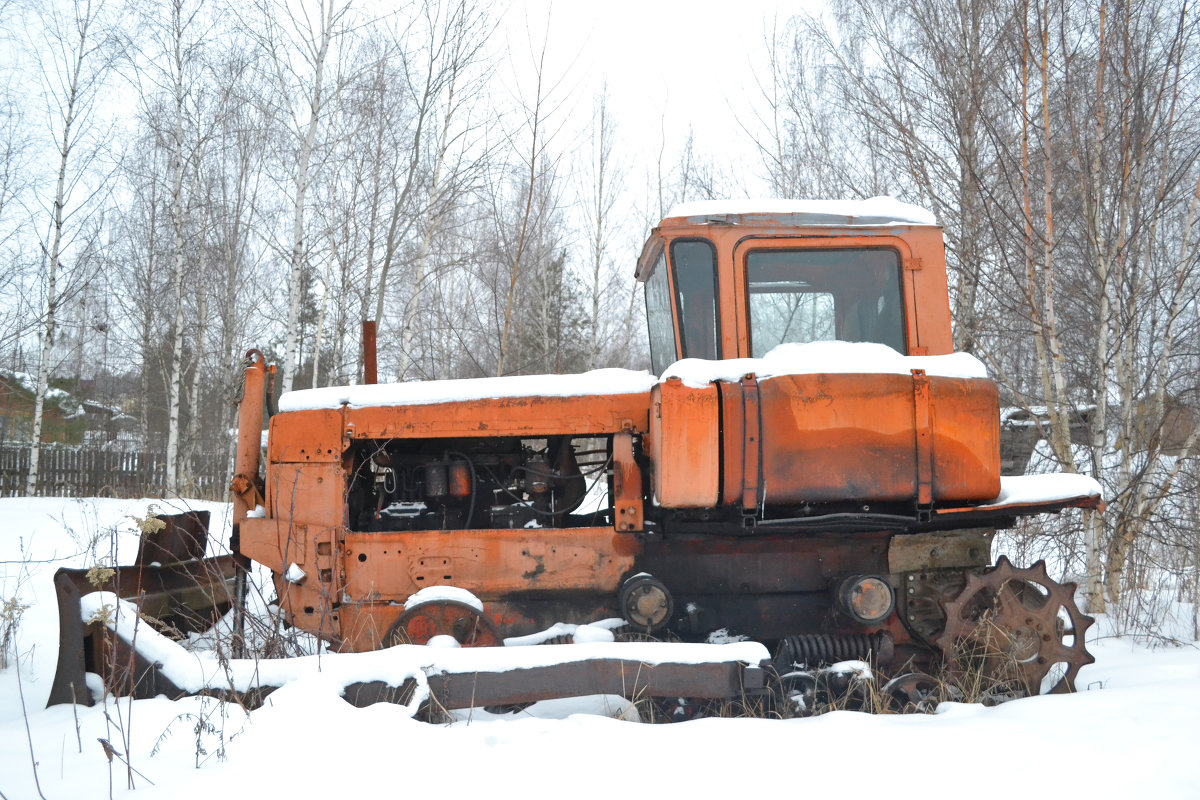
{"left": 637, "top": 197, "right": 939, "bottom": 280}
{"left": 661, "top": 197, "right": 937, "bottom": 228}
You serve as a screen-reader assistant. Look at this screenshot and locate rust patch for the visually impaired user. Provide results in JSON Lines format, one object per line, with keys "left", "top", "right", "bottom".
{"left": 522, "top": 556, "right": 546, "bottom": 582}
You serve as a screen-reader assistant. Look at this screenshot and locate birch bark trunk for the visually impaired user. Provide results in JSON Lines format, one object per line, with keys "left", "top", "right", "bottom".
{"left": 27, "top": 3, "right": 96, "bottom": 496}
{"left": 165, "top": 0, "right": 189, "bottom": 495}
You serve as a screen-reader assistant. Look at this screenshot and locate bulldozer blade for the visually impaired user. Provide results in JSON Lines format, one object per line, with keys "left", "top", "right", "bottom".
{"left": 48, "top": 556, "right": 238, "bottom": 707}
{"left": 48, "top": 511, "right": 239, "bottom": 707}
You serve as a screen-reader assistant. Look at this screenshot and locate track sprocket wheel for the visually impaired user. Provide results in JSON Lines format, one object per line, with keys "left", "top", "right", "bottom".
{"left": 934, "top": 556, "right": 1095, "bottom": 698}
{"left": 383, "top": 599, "right": 503, "bottom": 648}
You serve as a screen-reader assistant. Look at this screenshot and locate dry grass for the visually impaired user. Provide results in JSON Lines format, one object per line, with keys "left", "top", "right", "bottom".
{"left": 1, "top": 594, "right": 31, "bottom": 670}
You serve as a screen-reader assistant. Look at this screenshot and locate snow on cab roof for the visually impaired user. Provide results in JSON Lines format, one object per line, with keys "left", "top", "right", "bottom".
{"left": 664, "top": 196, "right": 937, "bottom": 227}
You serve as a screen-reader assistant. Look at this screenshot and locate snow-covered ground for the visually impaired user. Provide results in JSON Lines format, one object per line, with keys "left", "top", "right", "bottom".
{"left": 2, "top": 497, "right": 1199, "bottom": 799}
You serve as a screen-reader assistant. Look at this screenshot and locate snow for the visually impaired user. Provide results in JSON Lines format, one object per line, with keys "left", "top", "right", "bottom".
{"left": 76, "top": 592, "right": 770, "bottom": 692}
{"left": 706, "top": 627, "right": 751, "bottom": 644}
{"left": 983, "top": 474, "right": 1104, "bottom": 508}
{"left": 279, "top": 368, "right": 657, "bottom": 412}
{"left": 0, "top": 497, "right": 233, "bottom": 722}
{"left": 503, "top": 618, "right": 626, "bottom": 647}
{"left": 3, "top": 496, "right": 1199, "bottom": 800}
{"left": 662, "top": 341, "right": 988, "bottom": 387}
{"left": 665, "top": 197, "right": 938, "bottom": 226}
{"left": 284, "top": 563, "right": 306, "bottom": 584}
{"left": 570, "top": 624, "right": 616, "bottom": 644}
{"left": 405, "top": 585, "right": 484, "bottom": 613}
{"left": 276, "top": 344, "right": 988, "bottom": 413}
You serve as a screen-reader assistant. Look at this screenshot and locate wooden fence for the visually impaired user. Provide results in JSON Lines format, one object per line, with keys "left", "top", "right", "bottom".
{"left": 0, "top": 444, "right": 230, "bottom": 500}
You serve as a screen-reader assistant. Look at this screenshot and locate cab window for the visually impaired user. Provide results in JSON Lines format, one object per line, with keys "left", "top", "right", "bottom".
{"left": 746, "top": 248, "right": 905, "bottom": 356}
{"left": 671, "top": 240, "right": 719, "bottom": 360}
{"left": 645, "top": 251, "right": 675, "bottom": 375}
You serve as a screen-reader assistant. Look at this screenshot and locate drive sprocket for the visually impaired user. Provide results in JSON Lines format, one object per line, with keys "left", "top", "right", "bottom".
{"left": 934, "top": 556, "right": 1094, "bottom": 698}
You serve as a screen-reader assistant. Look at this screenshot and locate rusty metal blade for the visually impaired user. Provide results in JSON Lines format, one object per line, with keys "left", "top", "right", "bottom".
{"left": 48, "top": 555, "right": 238, "bottom": 707}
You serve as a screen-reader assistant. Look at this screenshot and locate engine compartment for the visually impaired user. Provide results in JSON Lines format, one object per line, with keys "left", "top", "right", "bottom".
{"left": 346, "top": 435, "right": 612, "bottom": 532}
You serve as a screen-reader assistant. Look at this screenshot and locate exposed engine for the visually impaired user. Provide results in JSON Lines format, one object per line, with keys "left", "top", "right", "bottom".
{"left": 347, "top": 435, "right": 606, "bottom": 532}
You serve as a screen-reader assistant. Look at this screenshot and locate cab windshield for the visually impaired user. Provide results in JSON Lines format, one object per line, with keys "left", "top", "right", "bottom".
{"left": 745, "top": 247, "right": 905, "bottom": 356}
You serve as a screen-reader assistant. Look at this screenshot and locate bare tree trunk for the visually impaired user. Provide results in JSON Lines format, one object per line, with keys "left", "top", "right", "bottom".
{"left": 182, "top": 277, "right": 207, "bottom": 490}
{"left": 311, "top": 266, "right": 329, "bottom": 386}
{"left": 1035, "top": 2, "right": 1074, "bottom": 469}
{"left": 496, "top": 27, "right": 550, "bottom": 377}
{"left": 398, "top": 41, "right": 461, "bottom": 380}
{"left": 585, "top": 89, "right": 619, "bottom": 370}
{"left": 28, "top": 1, "right": 98, "bottom": 496}
{"left": 165, "top": 0, "right": 190, "bottom": 495}
{"left": 1081, "top": 2, "right": 1111, "bottom": 613}
{"left": 138, "top": 200, "right": 158, "bottom": 449}
{"left": 377, "top": 0, "right": 490, "bottom": 377}
{"left": 278, "top": 0, "right": 347, "bottom": 395}
{"left": 373, "top": 3, "right": 444, "bottom": 335}
{"left": 398, "top": 212, "right": 439, "bottom": 379}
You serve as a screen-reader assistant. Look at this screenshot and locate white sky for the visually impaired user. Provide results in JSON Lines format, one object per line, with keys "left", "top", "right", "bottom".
{"left": 498, "top": 0, "right": 821, "bottom": 200}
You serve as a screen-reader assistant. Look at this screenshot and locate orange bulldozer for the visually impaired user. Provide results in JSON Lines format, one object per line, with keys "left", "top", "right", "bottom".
{"left": 51, "top": 199, "right": 1102, "bottom": 715}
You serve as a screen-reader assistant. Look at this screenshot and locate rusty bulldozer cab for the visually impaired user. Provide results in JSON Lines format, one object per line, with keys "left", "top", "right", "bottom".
{"left": 52, "top": 200, "right": 1103, "bottom": 712}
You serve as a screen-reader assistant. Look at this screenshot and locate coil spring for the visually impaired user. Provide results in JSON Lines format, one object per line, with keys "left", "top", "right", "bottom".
{"left": 775, "top": 632, "right": 893, "bottom": 670}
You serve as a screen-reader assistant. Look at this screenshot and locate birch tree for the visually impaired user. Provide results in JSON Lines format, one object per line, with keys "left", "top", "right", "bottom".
{"left": 982, "top": 0, "right": 1199, "bottom": 616}
{"left": 364, "top": 0, "right": 490, "bottom": 382}
{"left": 0, "top": 0, "right": 29, "bottom": 346}
{"left": 394, "top": 0, "right": 491, "bottom": 380}
{"left": 25, "top": 0, "right": 111, "bottom": 495}
{"left": 578, "top": 86, "right": 640, "bottom": 369}
{"left": 129, "top": 0, "right": 213, "bottom": 494}
{"left": 776, "top": 0, "right": 1008, "bottom": 353}
{"left": 111, "top": 139, "right": 166, "bottom": 448}
{"left": 252, "top": 0, "right": 356, "bottom": 395}
{"left": 494, "top": 11, "right": 567, "bottom": 377}
{"left": 0, "top": 93, "right": 31, "bottom": 357}
{"left": 207, "top": 42, "right": 273, "bottom": 480}
{"left": 1062, "top": 0, "right": 1200, "bottom": 612}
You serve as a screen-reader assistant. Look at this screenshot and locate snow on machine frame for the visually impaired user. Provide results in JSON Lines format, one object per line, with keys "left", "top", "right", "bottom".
{"left": 51, "top": 199, "right": 1103, "bottom": 713}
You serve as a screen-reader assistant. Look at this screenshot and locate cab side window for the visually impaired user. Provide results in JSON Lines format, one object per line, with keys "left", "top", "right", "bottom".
{"left": 645, "top": 252, "right": 676, "bottom": 375}
{"left": 671, "top": 240, "right": 719, "bottom": 361}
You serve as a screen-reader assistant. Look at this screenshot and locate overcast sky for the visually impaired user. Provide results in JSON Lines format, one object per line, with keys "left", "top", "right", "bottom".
{"left": 498, "top": 0, "right": 818, "bottom": 203}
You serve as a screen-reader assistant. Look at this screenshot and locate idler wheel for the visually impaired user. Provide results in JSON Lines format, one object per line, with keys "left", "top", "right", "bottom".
{"left": 619, "top": 574, "right": 674, "bottom": 633}
{"left": 882, "top": 672, "right": 944, "bottom": 712}
{"left": 384, "top": 599, "right": 503, "bottom": 648}
{"left": 934, "top": 556, "right": 1095, "bottom": 698}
